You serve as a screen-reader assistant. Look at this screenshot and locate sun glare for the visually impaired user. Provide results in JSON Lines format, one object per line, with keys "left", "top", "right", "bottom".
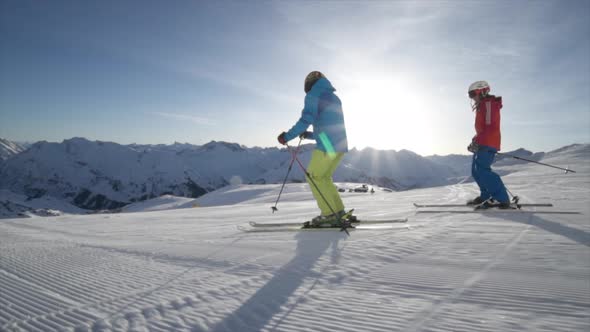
{"left": 343, "top": 77, "right": 435, "bottom": 155}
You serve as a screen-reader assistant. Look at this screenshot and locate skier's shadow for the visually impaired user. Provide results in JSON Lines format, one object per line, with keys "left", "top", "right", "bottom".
{"left": 497, "top": 212, "right": 590, "bottom": 247}
{"left": 211, "top": 231, "right": 346, "bottom": 332}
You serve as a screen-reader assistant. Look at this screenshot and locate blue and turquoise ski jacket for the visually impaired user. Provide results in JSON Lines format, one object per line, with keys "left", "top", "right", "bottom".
{"left": 284, "top": 77, "right": 348, "bottom": 153}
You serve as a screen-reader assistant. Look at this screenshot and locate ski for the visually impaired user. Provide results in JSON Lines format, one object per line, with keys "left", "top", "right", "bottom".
{"left": 238, "top": 224, "right": 403, "bottom": 233}
{"left": 248, "top": 218, "right": 407, "bottom": 228}
{"left": 413, "top": 202, "right": 553, "bottom": 208}
{"left": 416, "top": 210, "right": 580, "bottom": 215}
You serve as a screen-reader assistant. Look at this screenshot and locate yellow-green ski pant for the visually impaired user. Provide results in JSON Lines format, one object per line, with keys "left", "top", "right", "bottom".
{"left": 306, "top": 149, "right": 345, "bottom": 216}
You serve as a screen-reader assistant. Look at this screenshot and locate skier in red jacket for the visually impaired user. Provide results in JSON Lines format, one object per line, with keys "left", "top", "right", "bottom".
{"left": 467, "top": 81, "right": 510, "bottom": 208}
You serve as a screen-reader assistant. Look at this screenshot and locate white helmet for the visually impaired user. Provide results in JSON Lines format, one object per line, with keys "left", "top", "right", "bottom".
{"left": 468, "top": 81, "right": 490, "bottom": 98}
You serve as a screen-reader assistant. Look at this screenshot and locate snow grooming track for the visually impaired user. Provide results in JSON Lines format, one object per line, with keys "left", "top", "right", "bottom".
{"left": 0, "top": 227, "right": 287, "bottom": 332}
{"left": 218, "top": 216, "right": 457, "bottom": 332}
{"left": 405, "top": 218, "right": 531, "bottom": 332}
{"left": 389, "top": 210, "right": 590, "bottom": 332}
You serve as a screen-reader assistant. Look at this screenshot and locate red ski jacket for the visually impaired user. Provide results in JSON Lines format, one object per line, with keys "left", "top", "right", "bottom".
{"left": 473, "top": 95, "right": 502, "bottom": 150}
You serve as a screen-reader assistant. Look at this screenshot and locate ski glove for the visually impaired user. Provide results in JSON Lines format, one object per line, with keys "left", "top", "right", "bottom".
{"left": 277, "top": 132, "right": 287, "bottom": 145}
{"left": 467, "top": 141, "right": 479, "bottom": 153}
{"left": 299, "top": 131, "right": 313, "bottom": 140}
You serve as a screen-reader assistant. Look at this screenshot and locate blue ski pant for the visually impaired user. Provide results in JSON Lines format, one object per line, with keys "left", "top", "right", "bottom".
{"left": 472, "top": 146, "right": 509, "bottom": 203}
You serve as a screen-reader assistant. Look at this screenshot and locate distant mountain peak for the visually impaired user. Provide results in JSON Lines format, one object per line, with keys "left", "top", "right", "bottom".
{"left": 201, "top": 141, "right": 245, "bottom": 152}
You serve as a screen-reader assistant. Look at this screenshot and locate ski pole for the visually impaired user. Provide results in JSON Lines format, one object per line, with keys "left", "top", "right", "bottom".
{"left": 495, "top": 151, "right": 576, "bottom": 173}
{"left": 271, "top": 139, "right": 303, "bottom": 213}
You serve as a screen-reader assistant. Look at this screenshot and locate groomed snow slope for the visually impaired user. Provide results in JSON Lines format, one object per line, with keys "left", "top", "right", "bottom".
{"left": 0, "top": 147, "right": 588, "bottom": 332}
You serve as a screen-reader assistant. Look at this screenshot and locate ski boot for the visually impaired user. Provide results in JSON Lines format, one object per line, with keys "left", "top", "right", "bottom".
{"left": 305, "top": 209, "right": 356, "bottom": 228}
{"left": 475, "top": 199, "right": 513, "bottom": 210}
{"left": 467, "top": 196, "right": 485, "bottom": 205}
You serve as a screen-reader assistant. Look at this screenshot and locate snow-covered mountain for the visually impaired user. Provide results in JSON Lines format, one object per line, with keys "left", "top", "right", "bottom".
{"left": 0, "top": 138, "right": 26, "bottom": 161}
{"left": 0, "top": 189, "right": 86, "bottom": 218}
{"left": 0, "top": 138, "right": 458, "bottom": 212}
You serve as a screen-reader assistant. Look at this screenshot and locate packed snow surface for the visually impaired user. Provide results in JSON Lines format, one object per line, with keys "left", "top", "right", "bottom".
{"left": 0, "top": 146, "right": 589, "bottom": 331}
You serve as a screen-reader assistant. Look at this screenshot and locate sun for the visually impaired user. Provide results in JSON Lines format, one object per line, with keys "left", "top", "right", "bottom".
{"left": 341, "top": 76, "right": 436, "bottom": 154}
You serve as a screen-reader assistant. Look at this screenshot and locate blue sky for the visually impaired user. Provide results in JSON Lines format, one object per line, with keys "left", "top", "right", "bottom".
{"left": 1, "top": 0, "right": 589, "bottom": 155}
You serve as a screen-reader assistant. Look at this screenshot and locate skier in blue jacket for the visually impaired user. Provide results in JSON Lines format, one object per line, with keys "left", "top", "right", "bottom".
{"left": 277, "top": 71, "right": 351, "bottom": 227}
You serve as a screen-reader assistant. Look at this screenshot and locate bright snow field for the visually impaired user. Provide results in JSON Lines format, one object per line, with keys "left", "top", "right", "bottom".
{"left": 1, "top": 146, "right": 589, "bottom": 332}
